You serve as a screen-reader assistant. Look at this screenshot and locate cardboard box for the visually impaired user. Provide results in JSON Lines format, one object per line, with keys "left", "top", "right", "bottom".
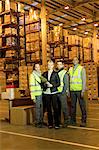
{"left": 10, "top": 106, "right": 34, "bottom": 125}
{"left": 0, "top": 1, "right": 2, "bottom": 13}
{"left": 6, "top": 88, "right": 21, "bottom": 100}
{"left": 5, "top": 0, "right": 10, "bottom": 11}
{"left": 4, "top": 15, "right": 10, "bottom": 24}
{"left": 1, "top": 92, "right": 9, "bottom": 99}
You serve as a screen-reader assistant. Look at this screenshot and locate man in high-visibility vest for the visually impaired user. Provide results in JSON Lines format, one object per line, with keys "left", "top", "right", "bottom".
{"left": 69, "top": 57, "right": 87, "bottom": 127}
{"left": 29, "top": 63, "right": 43, "bottom": 128}
{"left": 57, "top": 60, "right": 69, "bottom": 127}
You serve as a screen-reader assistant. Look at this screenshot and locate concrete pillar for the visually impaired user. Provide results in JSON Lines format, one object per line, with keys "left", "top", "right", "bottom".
{"left": 93, "top": 27, "right": 98, "bottom": 63}
{"left": 40, "top": 0, "right": 47, "bottom": 70}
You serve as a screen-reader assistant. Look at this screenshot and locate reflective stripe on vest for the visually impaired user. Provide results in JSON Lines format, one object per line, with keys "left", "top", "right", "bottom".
{"left": 29, "top": 73, "right": 42, "bottom": 99}
{"left": 69, "top": 65, "right": 83, "bottom": 91}
{"left": 58, "top": 69, "right": 67, "bottom": 93}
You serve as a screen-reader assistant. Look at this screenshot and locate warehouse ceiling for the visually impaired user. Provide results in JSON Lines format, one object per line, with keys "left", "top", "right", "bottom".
{"left": 15, "top": 0, "right": 99, "bottom": 37}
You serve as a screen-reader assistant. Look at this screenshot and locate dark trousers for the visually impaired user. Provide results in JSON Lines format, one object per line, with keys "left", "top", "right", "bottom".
{"left": 70, "top": 91, "right": 87, "bottom": 123}
{"left": 42, "top": 94, "right": 47, "bottom": 114}
{"left": 57, "top": 93, "right": 69, "bottom": 124}
{"left": 44, "top": 94, "right": 59, "bottom": 126}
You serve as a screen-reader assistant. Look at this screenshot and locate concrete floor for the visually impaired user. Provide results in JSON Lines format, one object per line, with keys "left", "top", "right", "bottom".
{"left": 0, "top": 100, "right": 99, "bottom": 150}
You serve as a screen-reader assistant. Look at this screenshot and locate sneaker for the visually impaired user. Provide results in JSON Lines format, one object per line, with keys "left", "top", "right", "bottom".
{"left": 80, "top": 122, "right": 86, "bottom": 127}
{"left": 43, "top": 122, "right": 48, "bottom": 126}
{"left": 55, "top": 126, "right": 60, "bottom": 129}
{"left": 63, "top": 123, "right": 68, "bottom": 128}
{"left": 59, "top": 124, "right": 63, "bottom": 128}
{"left": 70, "top": 120, "right": 76, "bottom": 126}
{"left": 35, "top": 123, "right": 43, "bottom": 128}
{"left": 48, "top": 125, "right": 53, "bottom": 129}
{"left": 37, "top": 124, "right": 42, "bottom": 128}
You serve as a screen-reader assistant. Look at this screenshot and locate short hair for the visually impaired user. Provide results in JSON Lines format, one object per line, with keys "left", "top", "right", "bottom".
{"left": 47, "top": 59, "right": 55, "bottom": 64}
{"left": 73, "top": 56, "right": 80, "bottom": 63}
{"left": 73, "top": 56, "right": 79, "bottom": 60}
{"left": 56, "top": 59, "right": 64, "bottom": 64}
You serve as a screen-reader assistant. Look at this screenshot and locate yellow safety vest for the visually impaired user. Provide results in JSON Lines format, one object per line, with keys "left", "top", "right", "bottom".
{"left": 58, "top": 69, "right": 67, "bottom": 93}
{"left": 69, "top": 65, "right": 83, "bottom": 91}
{"left": 29, "top": 72, "right": 42, "bottom": 100}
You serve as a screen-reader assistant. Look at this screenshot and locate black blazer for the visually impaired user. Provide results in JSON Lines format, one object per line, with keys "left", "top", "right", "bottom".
{"left": 42, "top": 70, "right": 60, "bottom": 93}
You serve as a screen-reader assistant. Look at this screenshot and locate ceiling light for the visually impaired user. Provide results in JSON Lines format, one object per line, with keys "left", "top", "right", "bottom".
{"left": 64, "top": 6, "right": 69, "bottom": 10}
{"left": 31, "top": 2, "right": 38, "bottom": 6}
{"left": 73, "top": 28, "right": 77, "bottom": 30}
{"left": 84, "top": 31, "right": 88, "bottom": 35}
{"left": 81, "top": 18, "right": 86, "bottom": 21}
{"left": 94, "top": 23, "right": 98, "bottom": 27}
{"left": 79, "top": 21, "right": 86, "bottom": 24}
{"left": 59, "top": 23, "right": 63, "bottom": 26}
{"left": 72, "top": 23, "right": 78, "bottom": 26}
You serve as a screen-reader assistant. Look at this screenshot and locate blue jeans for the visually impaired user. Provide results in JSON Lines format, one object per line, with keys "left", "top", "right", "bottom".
{"left": 35, "top": 95, "right": 43, "bottom": 124}
{"left": 70, "top": 91, "right": 87, "bottom": 123}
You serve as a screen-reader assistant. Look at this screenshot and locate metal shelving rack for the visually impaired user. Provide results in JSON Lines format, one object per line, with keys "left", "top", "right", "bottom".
{"left": 0, "top": 1, "right": 23, "bottom": 87}
{"left": 24, "top": 17, "right": 42, "bottom": 65}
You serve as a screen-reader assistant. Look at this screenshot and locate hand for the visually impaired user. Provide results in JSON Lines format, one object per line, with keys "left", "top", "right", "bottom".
{"left": 46, "top": 82, "right": 53, "bottom": 87}
{"left": 33, "top": 100, "right": 36, "bottom": 104}
{"left": 67, "top": 91, "right": 70, "bottom": 97}
{"left": 81, "top": 91, "right": 84, "bottom": 98}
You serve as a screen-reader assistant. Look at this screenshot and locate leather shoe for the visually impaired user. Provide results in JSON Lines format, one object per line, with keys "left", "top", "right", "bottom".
{"left": 80, "top": 122, "right": 86, "bottom": 127}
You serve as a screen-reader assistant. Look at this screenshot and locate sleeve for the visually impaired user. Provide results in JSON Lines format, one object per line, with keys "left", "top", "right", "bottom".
{"left": 62, "top": 73, "right": 69, "bottom": 94}
{"left": 29, "top": 74, "right": 36, "bottom": 100}
{"left": 82, "top": 67, "right": 86, "bottom": 92}
{"left": 68, "top": 67, "right": 72, "bottom": 76}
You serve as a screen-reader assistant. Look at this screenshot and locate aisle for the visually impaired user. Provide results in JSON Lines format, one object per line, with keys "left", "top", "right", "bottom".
{"left": 0, "top": 100, "right": 99, "bottom": 150}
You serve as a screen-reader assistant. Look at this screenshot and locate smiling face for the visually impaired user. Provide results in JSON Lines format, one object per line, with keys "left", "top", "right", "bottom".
{"left": 48, "top": 61, "right": 54, "bottom": 70}
{"left": 57, "top": 61, "right": 64, "bottom": 70}
{"left": 34, "top": 64, "right": 41, "bottom": 72}
{"left": 73, "top": 57, "right": 79, "bottom": 65}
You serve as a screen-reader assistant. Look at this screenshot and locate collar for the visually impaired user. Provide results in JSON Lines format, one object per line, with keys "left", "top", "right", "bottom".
{"left": 58, "top": 68, "right": 64, "bottom": 73}
{"left": 33, "top": 70, "right": 41, "bottom": 77}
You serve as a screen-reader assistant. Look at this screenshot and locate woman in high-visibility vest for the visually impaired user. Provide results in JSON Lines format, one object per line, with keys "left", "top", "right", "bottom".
{"left": 29, "top": 63, "right": 43, "bottom": 128}
{"left": 69, "top": 57, "right": 87, "bottom": 127}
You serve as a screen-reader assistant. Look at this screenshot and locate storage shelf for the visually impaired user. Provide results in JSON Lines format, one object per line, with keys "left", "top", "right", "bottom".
{"left": 25, "top": 20, "right": 39, "bottom": 26}
{"left": 0, "top": 45, "right": 23, "bottom": 51}
{"left": 0, "top": 34, "right": 24, "bottom": 38}
{"left": 48, "top": 41, "right": 67, "bottom": 45}
{"left": 5, "top": 57, "right": 24, "bottom": 62}
{"left": 1, "top": 22, "right": 18, "bottom": 29}
{"left": 0, "top": 9, "right": 18, "bottom": 17}
{"left": 26, "top": 39, "right": 40, "bottom": 43}
{"left": 27, "top": 59, "right": 41, "bottom": 63}
{"left": 26, "top": 49, "right": 40, "bottom": 54}
{"left": 0, "top": 34, "right": 18, "bottom": 38}
{"left": 26, "top": 30, "right": 39, "bottom": 35}
{"left": 0, "top": 45, "right": 17, "bottom": 51}
{"left": 3, "top": 68, "right": 18, "bottom": 72}
{"left": 7, "top": 79, "right": 18, "bottom": 84}
{"left": 53, "top": 56, "right": 69, "bottom": 59}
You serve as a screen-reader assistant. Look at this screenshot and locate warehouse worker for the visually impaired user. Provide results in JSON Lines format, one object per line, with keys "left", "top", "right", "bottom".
{"left": 29, "top": 63, "right": 43, "bottom": 128}
{"left": 42, "top": 60, "right": 60, "bottom": 129}
{"left": 57, "top": 60, "right": 69, "bottom": 127}
{"left": 69, "top": 57, "right": 87, "bottom": 127}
